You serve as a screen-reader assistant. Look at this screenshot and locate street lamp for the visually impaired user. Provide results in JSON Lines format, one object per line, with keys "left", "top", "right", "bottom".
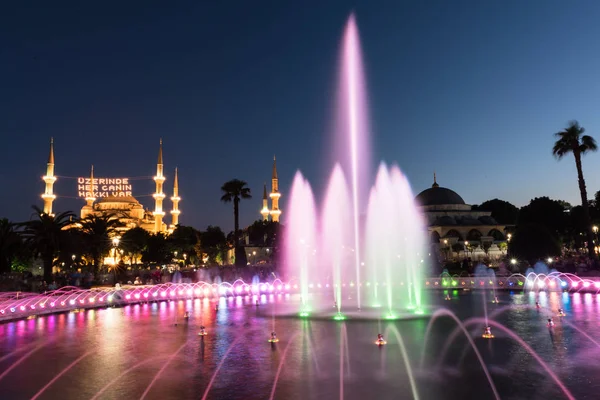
{"left": 252, "top": 250, "right": 257, "bottom": 265}
{"left": 183, "top": 253, "right": 187, "bottom": 267}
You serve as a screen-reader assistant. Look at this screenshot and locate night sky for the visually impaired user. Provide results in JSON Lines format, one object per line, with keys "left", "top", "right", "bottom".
{"left": 3, "top": 1, "right": 600, "bottom": 232}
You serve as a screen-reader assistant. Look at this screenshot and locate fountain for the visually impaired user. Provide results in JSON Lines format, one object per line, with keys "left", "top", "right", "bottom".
{"left": 282, "top": 13, "right": 428, "bottom": 320}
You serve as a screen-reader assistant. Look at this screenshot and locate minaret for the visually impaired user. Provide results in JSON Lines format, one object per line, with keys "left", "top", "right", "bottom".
{"left": 85, "top": 165, "right": 96, "bottom": 206}
{"left": 269, "top": 155, "right": 281, "bottom": 222}
{"left": 260, "top": 183, "right": 270, "bottom": 221}
{"left": 41, "top": 138, "right": 57, "bottom": 216}
{"left": 170, "top": 167, "right": 180, "bottom": 230}
{"left": 153, "top": 139, "right": 166, "bottom": 233}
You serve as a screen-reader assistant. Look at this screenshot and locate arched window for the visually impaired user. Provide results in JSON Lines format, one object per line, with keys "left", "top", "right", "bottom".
{"left": 430, "top": 231, "right": 441, "bottom": 244}
{"left": 488, "top": 229, "right": 505, "bottom": 241}
{"left": 466, "top": 229, "right": 482, "bottom": 241}
{"left": 444, "top": 229, "right": 463, "bottom": 241}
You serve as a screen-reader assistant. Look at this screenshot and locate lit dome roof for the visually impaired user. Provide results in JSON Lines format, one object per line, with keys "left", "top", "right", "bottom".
{"left": 96, "top": 196, "right": 140, "bottom": 204}
{"left": 415, "top": 177, "right": 465, "bottom": 207}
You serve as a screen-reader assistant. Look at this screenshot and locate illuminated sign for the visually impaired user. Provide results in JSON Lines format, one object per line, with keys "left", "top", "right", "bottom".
{"left": 77, "top": 177, "right": 133, "bottom": 198}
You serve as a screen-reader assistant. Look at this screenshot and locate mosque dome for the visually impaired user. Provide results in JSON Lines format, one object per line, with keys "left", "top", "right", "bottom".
{"left": 96, "top": 196, "right": 140, "bottom": 204}
{"left": 415, "top": 176, "right": 465, "bottom": 207}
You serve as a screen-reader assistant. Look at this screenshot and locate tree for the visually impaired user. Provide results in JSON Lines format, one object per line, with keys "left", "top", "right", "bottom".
{"left": 220, "top": 179, "right": 252, "bottom": 266}
{"left": 142, "top": 233, "right": 170, "bottom": 264}
{"left": 472, "top": 199, "right": 519, "bottom": 225}
{"left": 19, "top": 206, "right": 75, "bottom": 282}
{"left": 120, "top": 227, "right": 150, "bottom": 265}
{"left": 199, "top": 225, "right": 227, "bottom": 265}
{"left": 553, "top": 120, "right": 597, "bottom": 258}
{"left": 78, "top": 214, "right": 124, "bottom": 274}
{"left": 509, "top": 223, "right": 561, "bottom": 264}
{"left": 167, "top": 225, "right": 200, "bottom": 265}
{"left": 518, "top": 197, "right": 567, "bottom": 240}
{"left": 0, "top": 218, "right": 24, "bottom": 273}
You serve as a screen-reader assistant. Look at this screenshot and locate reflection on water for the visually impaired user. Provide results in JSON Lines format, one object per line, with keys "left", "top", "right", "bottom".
{"left": 0, "top": 292, "right": 599, "bottom": 400}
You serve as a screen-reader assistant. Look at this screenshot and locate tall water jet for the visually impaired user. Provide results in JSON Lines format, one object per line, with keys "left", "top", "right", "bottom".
{"left": 338, "top": 13, "right": 371, "bottom": 309}
{"left": 284, "top": 171, "right": 317, "bottom": 315}
{"left": 282, "top": 13, "right": 428, "bottom": 319}
{"left": 322, "top": 164, "right": 353, "bottom": 314}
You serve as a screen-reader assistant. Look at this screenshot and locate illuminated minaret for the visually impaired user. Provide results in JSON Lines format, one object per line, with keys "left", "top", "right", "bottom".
{"left": 85, "top": 165, "right": 96, "bottom": 206}
{"left": 41, "top": 138, "right": 57, "bottom": 216}
{"left": 269, "top": 155, "right": 281, "bottom": 222}
{"left": 153, "top": 139, "right": 166, "bottom": 233}
{"left": 260, "top": 183, "right": 270, "bottom": 221}
{"left": 170, "top": 167, "right": 181, "bottom": 229}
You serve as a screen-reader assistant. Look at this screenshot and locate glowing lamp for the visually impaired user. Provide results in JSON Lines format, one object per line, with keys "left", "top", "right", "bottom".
{"left": 277, "top": 285, "right": 282, "bottom": 291}
{"left": 595, "top": 282, "right": 600, "bottom": 289}
{"left": 583, "top": 282, "right": 591, "bottom": 288}
{"left": 479, "top": 281, "right": 484, "bottom": 286}
{"left": 125, "top": 294, "right": 131, "bottom": 300}
{"left": 40, "top": 303, "right": 46, "bottom": 308}
{"left": 451, "top": 280, "right": 457, "bottom": 286}
{"left": 308, "top": 283, "right": 314, "bottom": 289}
{"left": 143, "top": 293, "right": 149, "bottom": 298}
{"left": 170, "top": 291, "right": 176, "bottom": 297}
{"left": 80, "top": 299, "right": 85, "bottom": 304}
{"left": 194, "top": 289, "right": 201, "bottom": 296}
{"left": 60, "top": 301, "right": 66, "bottom": 306}
{"left": 0, "top": 310, "right": 4, "bottom": 314}
{"left": 560, "top": 281, "right": 567, "bottom": 288}
{"left": 549, "top": 281, "right": 556, "bottom": 288}
{"left": 203, "top": 289, "right": 210, "bottom": 296}
{"left": 268, "top": 285, "right": 274, "bottom": 292}
{"left": 30, "top": 305, "right": 35, "bottom": 310}
{"left": 293, "top": 284, "right": 298, "bottom": 289}
{"left": 132, "top": 293, "right": 140, "bottom": 300}
{"left": 20, "top": 306, "right": 25, "bottom": 311}
{"left": 538, "top": 281, "right": 545, "bottom": 289}
{"left": 425, "top": 281, "right": 430, "bottom": 286}
{"left": 152, "top": 292, "right": 158, "bottom": 297}
{"left": 572, "top": 282, "right": 579, "bottom": 288}
{"left": 10, "top": 308, "right": 16, "bottom": 313}
{"left": 69, "top": 300, "right": 76, "bottom": 305}
{"left": 236, "top": 286, "right": 243, "bottom": 294}
{"left": 161, "top": 292, "right": 167, "bottom": 297}
{"left": 178, "top": 291, "right": 184, "bottom": 295}
{"left": 50, "top": 302, "right": 55, "bottom": 307}
{"left": 89, "top": 298, "right": 95, "bottom": 303}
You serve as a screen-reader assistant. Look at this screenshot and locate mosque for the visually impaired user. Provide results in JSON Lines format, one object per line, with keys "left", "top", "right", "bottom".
{"left": 415, "top": 174, "right": 509, "bottom": 260}
{"left": 41, "top": 138, "right": 181, "bottom": 234}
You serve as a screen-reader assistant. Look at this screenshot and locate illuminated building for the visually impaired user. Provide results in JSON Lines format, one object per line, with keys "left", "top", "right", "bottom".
{"left": 41, "top": 138, "right": 56, "bottom": 216}
{"left": 169, "top": 167, "right": 181, "bottom": 232}
{"left": 415, "top": 174, "right": 508, "bottom": 260}
{"left": 43, "top": 138, "right": 179, "bottom": 235}
{"left": 269, "top": 155, "right": 281, "bottom": 222}
{"left": 260, "top": 183, "right": 270, "bottom": 221}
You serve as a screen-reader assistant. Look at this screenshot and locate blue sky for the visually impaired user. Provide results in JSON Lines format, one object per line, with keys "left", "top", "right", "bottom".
{"left": 2, "top": 1, "right": 600, "bottom": 231}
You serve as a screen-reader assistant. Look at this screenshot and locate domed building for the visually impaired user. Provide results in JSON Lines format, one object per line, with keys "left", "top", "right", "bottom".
{"left": 415, "top": 175, "right": 508, "bottom": 260}
{"left": 81, "top": 195, "right": 157, "bottom": 233}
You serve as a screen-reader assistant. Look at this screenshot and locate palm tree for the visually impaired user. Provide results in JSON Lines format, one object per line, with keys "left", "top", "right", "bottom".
{"left": 78, "top": 214, "right": 124, "bottom": 274}
{"left": 19, "top": 206, "right": 75, "bottom": 282}
{"left": 220, "top": 179, "right": 252, "bottom": 266}
{"left": 553, "top": 120, "right": 598, "bottom": 258}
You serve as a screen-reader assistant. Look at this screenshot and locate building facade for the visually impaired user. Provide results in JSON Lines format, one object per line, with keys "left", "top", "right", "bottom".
{"left": 415, "top": 175, "right": 508, "bottom": 260}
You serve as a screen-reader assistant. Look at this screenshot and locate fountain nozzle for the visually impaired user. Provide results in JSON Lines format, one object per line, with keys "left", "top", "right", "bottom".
{"left": 268, "top": 331, "right": 279, "bottom": 343}
{"left": 482, "top": 326, "right": 494, "bottom": 339}
{"left": 375, "top": 333, "right": 386, "bottom": 346}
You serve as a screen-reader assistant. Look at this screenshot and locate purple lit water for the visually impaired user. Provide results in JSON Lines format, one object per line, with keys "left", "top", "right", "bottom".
{"left": 1, "top": 292, "right": 599, "bottom": 399}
